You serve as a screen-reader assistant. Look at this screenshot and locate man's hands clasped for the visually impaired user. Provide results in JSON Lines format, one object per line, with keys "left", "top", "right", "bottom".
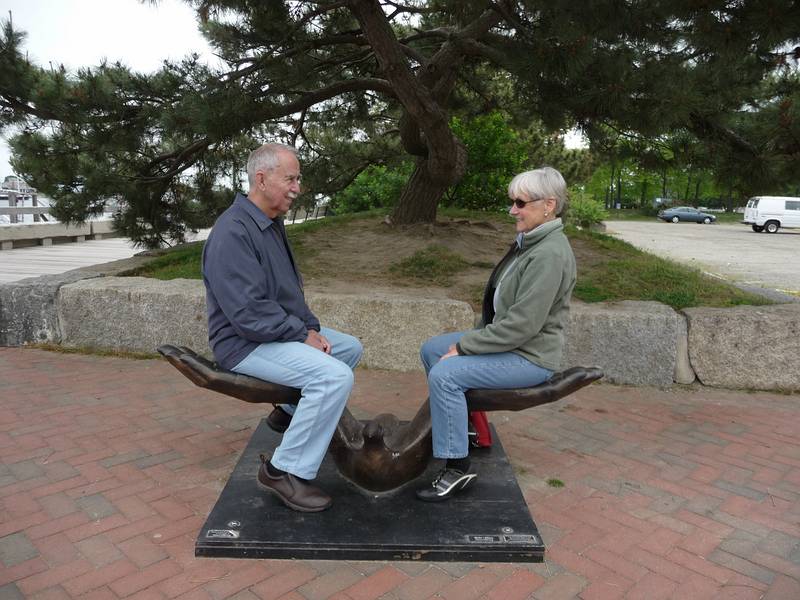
{"left": 304, "top": 329, "right": 332, "bottom": 354}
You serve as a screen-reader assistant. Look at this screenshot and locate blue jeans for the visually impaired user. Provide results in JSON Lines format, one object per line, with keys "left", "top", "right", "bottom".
{"left": 421, "top": 331, "right": 553, "bottom": 460}
{"left": 232, "top": 327, "right": 362, "bottom": 480}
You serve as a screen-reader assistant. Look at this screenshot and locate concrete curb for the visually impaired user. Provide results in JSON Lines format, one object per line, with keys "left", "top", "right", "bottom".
{"left": 563, "top": 301, "right": 684, "bottom": 387}
{"left": 55, "top": 277, "right": 477, "bottom": 372}
{"left": 684, "top": 304, "right": 800, "bottom": 391}
{"left": 54, "top": 277, "right": 686, "bottom": 386}
{"left": 0, "top": 270, "right": 103, "bottom": 346}
{"left": 3, "top": 271, "right": 799, "bottom": 391}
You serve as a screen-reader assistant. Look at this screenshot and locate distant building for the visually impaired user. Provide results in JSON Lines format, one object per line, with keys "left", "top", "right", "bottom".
{"left": 2, "top": 175, "right": 36, "bottom": 194}
{"left": 1, "top": 176, "right": 40, "bottom": 224}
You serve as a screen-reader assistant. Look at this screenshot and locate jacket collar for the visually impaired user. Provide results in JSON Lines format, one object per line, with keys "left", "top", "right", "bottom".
{"left": 516, "top": 218, "right": 563, "bottom": 250}
{"left": 234, "top": 192, "right": 276, "bottom": 232}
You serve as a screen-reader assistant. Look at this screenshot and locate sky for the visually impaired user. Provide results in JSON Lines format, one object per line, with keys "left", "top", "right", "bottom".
{"left": 1, "top": 0, "right": 215, "bottom": 184}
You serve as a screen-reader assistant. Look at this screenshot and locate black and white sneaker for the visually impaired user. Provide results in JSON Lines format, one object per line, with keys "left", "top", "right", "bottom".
{"left": 415, "top": 467, "right": 477, "bottom": 502}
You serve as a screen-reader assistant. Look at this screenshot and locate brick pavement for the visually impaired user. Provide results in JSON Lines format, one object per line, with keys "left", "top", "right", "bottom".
{"left": 1, "top": 347, "right": 798, "bottom": 599}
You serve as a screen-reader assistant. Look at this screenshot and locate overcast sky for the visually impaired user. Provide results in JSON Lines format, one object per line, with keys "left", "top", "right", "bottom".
{"left": 1, "top": 0, "right": 214, "bottom": 184}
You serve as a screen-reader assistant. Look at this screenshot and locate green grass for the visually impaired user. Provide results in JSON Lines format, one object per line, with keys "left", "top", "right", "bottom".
{"left": 546, "top": 478, "right": 565, "bottom": 488}
{"left": 290, "top": 207, "right": 390, "bottom": 233}
{"left": 604, "top": 208, "right": 659, "bottom": 221}
{"left": 568, "top": 226, "right": 772, "bottom": 310}
{"left": 124, "top": 242, "right": 204, "bottom": 280}
{"left": 388, "top": 245, "right": 472, "bottom": 286}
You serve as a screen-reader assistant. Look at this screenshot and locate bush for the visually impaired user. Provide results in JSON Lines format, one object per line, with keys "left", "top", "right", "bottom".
{"left": 448, "top": 112, "right": 528, "bottom": 211}
{"left": 566, "top": 191, "right": 608, "bottom": 227}
{"left": 329, "top": 163, "right": 412, "bottom": 213}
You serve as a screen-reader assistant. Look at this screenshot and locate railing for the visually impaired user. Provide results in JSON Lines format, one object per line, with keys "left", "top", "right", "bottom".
{"left": 287, "top": 204, "right": 329, "bottom": 224}
{"left": 0, "top": 206, "right": 52, "bottom": 219}
{"left": 0, "top": 212, "right": 117, "bottom": 250}
{"left": 0, "top": 190, "right": 48, "bottom": 223}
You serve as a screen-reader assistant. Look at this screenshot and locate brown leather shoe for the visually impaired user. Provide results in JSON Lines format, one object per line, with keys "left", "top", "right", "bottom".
{"left": 257, "top": 455, "right": 332, "bottom": 512}
{"left": 266, "top": 406, "right": 293, "bottom": 433}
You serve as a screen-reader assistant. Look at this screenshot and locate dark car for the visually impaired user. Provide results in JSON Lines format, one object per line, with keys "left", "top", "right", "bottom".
{"left": 657, "top": 206, "right": 717, "bottom": 224}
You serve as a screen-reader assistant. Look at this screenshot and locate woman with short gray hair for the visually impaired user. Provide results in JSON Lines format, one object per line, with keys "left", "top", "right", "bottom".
{"left": 416, "top": 166, "right": 576, "bottom": 501}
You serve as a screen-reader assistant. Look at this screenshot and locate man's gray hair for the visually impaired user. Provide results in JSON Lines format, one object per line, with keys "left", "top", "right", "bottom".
{"left": 246, "top": 143, "right": 298, "bottom": 188}
{"left": 508, "top": 166, "right": 568, "bottom": 216}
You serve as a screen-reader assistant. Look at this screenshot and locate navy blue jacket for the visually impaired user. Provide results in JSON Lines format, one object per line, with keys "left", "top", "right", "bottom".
{"left": 201, "top": 193, "right": 320, "bottom": 369}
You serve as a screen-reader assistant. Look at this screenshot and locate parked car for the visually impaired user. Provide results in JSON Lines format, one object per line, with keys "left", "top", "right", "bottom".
{"left": 657, "top": 206, "right": 717, "bottom": 224}
{"left": 743, "top": 196, "right": 800, "bottom": 233}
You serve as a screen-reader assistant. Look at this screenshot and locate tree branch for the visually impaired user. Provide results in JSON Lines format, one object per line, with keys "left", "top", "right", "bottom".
{"left": 254, "top": 77, "right": 396, "bottom": 117}
{"left": 0, "top": 95, "right": 67, "bottom": 122}
{"left": 688, "top": 113, "right": 759, "bottom": 157}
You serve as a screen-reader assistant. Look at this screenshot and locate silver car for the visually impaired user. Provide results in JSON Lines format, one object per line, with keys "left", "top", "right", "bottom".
{"left": 657, "top": 206, "right": 717, "bottom": 224}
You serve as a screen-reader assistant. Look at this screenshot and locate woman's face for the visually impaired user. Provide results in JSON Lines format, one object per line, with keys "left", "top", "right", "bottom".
{"left": 509, "top": 192, "right": 557, "bottom": 233}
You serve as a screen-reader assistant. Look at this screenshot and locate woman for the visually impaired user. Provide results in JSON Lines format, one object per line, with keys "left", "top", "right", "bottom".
{"left": 416, "top": 166, "right": 576, "bottom": 502}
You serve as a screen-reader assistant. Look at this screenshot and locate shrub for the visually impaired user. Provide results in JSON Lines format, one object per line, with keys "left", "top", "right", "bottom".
{"left": 329, "top": 163, "right": 412, "bottom": 213}
{"left": 448, "top": 112, "right": 528, "bottom": 211}
{"left": 566, "top": 190, "right": 608, "bottom": 227}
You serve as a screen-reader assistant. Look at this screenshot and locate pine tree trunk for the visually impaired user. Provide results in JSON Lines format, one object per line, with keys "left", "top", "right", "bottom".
{"left": 684, "top": 170, "right": 692, "bottom": 201}
{"left": 391, "top": 160, "right": 449, "bottom": 224}
{"left": 348, "top": 0, "right": 474, "bottom": 225}
{"left": 606, "top": 163, "right": 615, "bottom": 208}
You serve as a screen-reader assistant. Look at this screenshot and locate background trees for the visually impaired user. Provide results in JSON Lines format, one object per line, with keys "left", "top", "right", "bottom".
{"left": 1, "top": 1, "right": 799, "bottom": 246}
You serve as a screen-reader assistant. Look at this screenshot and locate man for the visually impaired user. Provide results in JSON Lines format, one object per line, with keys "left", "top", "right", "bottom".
{"left": 202, "top": 143, "right": 362, "bottom": 512}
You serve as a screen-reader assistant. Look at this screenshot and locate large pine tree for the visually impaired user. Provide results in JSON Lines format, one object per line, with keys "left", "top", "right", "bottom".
{"left": 1, "top": 1, "right": 798, "bottom": 246}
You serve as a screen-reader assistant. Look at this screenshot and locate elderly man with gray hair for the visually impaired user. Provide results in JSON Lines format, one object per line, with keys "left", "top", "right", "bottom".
{"left": 202, "top": 143, "right": 362, "bottom": 512}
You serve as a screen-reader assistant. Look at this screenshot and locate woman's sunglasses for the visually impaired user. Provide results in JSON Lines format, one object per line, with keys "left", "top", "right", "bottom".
{"left": 512, "top": 197, "right": 545, "bottom": 209}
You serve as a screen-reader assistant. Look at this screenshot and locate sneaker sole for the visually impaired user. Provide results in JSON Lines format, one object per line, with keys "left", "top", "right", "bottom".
{"left": 416, "top": 473, "right": 477, "bottom": 502}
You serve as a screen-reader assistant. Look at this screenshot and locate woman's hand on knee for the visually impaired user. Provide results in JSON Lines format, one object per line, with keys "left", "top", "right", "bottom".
{"left": 439, "top": 344, "right": 459, "bottom": 361}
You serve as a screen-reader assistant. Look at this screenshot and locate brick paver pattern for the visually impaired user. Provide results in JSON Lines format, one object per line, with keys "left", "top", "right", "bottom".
{"left": 1, "top": 348, "right": 799, "bottom": 599}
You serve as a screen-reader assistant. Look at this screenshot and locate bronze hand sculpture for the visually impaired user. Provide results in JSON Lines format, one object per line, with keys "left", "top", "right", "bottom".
{"left": 158, "top": 345, "right": 602, "bottom": 492}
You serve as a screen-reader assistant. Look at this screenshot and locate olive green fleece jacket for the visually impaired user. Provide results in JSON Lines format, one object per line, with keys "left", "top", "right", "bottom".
{"left": 456, "top": 218, "right": 576, "bottom": 371}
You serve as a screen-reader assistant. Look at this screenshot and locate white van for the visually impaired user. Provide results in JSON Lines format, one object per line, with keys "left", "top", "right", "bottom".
{"left": 743, "top": 196, "right": 800, "bottom": 233}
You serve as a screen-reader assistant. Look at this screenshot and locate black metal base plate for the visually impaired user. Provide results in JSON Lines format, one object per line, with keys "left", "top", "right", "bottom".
{"left": 196, "top": 420, "right": 544, "bottom": 562}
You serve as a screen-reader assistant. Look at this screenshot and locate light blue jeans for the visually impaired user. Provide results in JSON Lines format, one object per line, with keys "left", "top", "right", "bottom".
{"left": 421, "top": 331, "right": 553, "bottom": 459}
{"left": 232, "top": 327, "right": 362, "bottom": 480}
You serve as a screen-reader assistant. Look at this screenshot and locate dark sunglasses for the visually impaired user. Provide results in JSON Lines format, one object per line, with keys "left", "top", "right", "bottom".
{"left": 512, "top": 197, "right": 545, "bottom": 209}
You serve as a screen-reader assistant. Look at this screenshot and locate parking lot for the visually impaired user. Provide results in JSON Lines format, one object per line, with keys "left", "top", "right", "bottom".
{"left": 604, "top": 221, "right": 800, "bottom": 296}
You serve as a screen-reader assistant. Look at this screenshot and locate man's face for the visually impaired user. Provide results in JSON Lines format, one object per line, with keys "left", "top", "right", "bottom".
{"left": 258, "top": 150, "right": 301, "bottom": 217}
